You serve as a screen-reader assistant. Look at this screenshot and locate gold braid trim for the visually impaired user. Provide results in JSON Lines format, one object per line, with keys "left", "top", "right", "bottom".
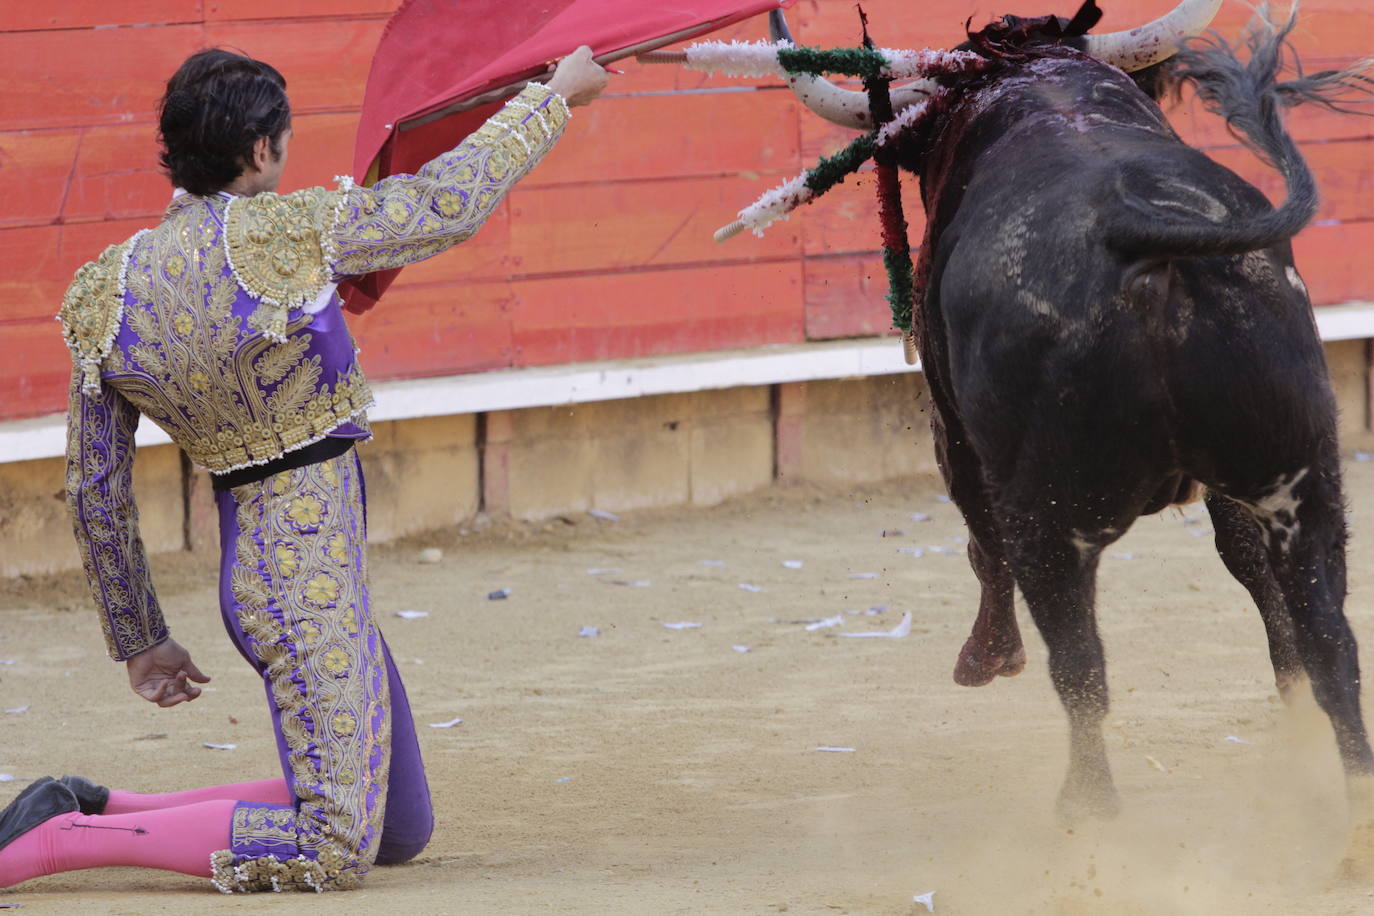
{"left": 223, "top": 188, "right": 339, "bottom": 342}
{"left": 57, "top": 232, "right": 146, "bottom": 395}
{"left": 210, "top": 848, "right": 359, "bottom": 894}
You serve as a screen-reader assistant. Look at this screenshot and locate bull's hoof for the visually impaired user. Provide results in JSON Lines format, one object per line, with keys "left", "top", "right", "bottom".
{"left": 953, "top": 641, "right": 1027, "bottom": 687}
{"left": 1274, "top": 671, "right": 1307, "bottom": 705}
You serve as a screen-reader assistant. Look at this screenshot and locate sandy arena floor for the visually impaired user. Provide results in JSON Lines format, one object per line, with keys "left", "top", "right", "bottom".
{"left": 11, "top": 459, "right": 1374, "bottom": 914}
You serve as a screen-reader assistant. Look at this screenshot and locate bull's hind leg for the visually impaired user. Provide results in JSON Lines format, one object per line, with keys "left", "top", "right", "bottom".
{"left": 930, "top": 409, "right": 1024, "bottom": 686}
{"left": 955, "top": 538, "right": 1024, "bottom": 685}
{"left": 1252, "top": 464, "right": 1374, "bottom": 776}
{"left": 1204, "top": 490, "right": 1304, "bottom": 699}
{"left": 1005, "top": 527, "right": 1119, "bottom": 822}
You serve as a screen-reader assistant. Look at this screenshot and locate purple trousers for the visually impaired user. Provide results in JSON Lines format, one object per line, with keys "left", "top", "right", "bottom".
{"left": 211, "top": 450, "right": 433, "bottom": 892}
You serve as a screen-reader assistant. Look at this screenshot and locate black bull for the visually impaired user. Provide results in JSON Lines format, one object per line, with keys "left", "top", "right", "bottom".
{"left": 872, "top": 29, "right": 1374, "bottom": 817}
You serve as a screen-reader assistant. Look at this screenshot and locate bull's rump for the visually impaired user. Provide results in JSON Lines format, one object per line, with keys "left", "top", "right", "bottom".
{"left": 935, "top": 193, "right": 1332, "bottom": 507}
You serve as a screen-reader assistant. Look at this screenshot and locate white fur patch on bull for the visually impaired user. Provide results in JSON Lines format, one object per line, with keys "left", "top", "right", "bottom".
{"left": 1286, "top": 265, "right": 1308, "bottom": 297}
{"left": 1070, "top": 527, "right": 1120, "bottom": 560}
{"left": 1249, "top": 467, "right": 1310, "bottom": 552}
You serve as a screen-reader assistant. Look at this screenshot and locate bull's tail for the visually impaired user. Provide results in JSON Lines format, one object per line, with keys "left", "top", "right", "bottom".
{"left": 1106, "top": 3, "right": 1373, "bottom": 259}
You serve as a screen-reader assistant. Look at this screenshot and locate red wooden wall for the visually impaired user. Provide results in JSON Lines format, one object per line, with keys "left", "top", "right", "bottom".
{"left": 2, "top": 0, "right": 1371, "bottom": 422}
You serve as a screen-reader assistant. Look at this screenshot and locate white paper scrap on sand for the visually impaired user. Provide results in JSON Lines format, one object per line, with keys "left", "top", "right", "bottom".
{"left": 0, "top": 774, "right": 15, "bottom": 782}
{"left": 587, "top": 508, "right": 621, "bottom": 522}
{"left": 203, "top": 743, "right": 236, "bottom": 750}
{"left": 838, "top": 611, "right": 913, "bottom": 639}
{"left": 914, "top": 890, "right": 936, "bottom": 912}
{"left": 732, "top": 645, "right": 751, "bottom": 653}
{"left": 898, "top": 547, "right": 925, "bottom": 557}
{"left": 586, "top": 567, "right": 621, "bottom": 575}
{"left": 935, "top": 494, "right": 952, "bottom": 503}
{"left": 699, "top": 560, "right": 726, "bottom": 567}
{"left": 805, "top": 614, "right": 845, "bottom": 632}
{"left": 739, "top": 583, "right": 764, "bottom": 592}
{"left": 428, "top": 717, "right": 464, "bottom": 729}
{"left": 1109, "top": 552, "right": 1135, "bottom": 560}
{"left": 1224, "top": 735, "right": 1253, "bottom": 745}
{"left": 782, "top": 560, "right": 803, "bottom": 569}
{"left": 663, "top": 621, "right": 703, "bottom": 630}
{"left": 395, "top": 610, "right": 429, "bottom": 619}
{"left": 815, "top": 746, "right": 856, "bottom": 752}
{"left": 0, "top": 660, "right": 14, "bottom": 665}
{"left": 910, "top": 512, "right": 932, "bottom": 522}
{"left": 577, "top": 626, "right": 601, "bottom": 638}
{"left": 848, "top": 572, "right": 878, "bottom": 580}
{"left": 4, "top": 706, "right": 29, "bottom": 715}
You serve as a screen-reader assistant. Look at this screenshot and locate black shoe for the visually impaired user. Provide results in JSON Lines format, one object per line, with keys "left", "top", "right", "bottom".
{"left": 58, "top": 775, "right": 109, "bottom": 816}
{"left": 0, "top": 778, "right": 78, "bottom": 853}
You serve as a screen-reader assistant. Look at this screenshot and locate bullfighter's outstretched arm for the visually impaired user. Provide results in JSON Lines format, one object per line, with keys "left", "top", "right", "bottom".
{"left": 326, "top": 83, "right": 571, "bottom": 277}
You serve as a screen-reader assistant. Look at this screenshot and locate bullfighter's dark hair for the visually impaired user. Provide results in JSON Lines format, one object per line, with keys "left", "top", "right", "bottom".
{"left": 157, "top": 48, "right": 291, "bottom": 196}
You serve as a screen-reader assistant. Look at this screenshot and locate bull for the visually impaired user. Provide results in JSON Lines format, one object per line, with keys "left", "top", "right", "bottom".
{"left": 767, "top": 0, "right": 1374, "bottom": 820}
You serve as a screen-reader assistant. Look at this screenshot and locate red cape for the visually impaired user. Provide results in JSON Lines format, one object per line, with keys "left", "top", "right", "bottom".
{"left": 343, "top": 0, "right": 788, "bottom": 312}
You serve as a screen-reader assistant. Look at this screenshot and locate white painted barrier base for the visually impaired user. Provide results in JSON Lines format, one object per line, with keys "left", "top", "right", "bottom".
{"left": 4, "top": 300, "right": 1373, "bottom": 465}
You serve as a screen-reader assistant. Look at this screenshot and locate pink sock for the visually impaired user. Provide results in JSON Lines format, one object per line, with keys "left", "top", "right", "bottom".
{"left": 104, "top": 778, "right": 291, "bottom": 814}
{"left": 0, "top": 799, "right": 236, "bottom": 888}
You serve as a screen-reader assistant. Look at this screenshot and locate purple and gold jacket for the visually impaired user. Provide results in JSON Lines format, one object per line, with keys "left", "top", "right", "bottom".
{"left": 59, "top": 85, "right": 569, "bottom": 660}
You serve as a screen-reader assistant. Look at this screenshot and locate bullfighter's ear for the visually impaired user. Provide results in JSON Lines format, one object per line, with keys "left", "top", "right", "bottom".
{"left": 1063, "top": 0, "right": 1104, "bottom": 37}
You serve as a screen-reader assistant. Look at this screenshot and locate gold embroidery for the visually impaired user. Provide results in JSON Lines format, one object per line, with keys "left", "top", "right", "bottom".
{"left": 223, "top": 188, "right": 337, "bottom": 338}
{"left": 328, "top": 84, "right": 570, "bottom": 277}
{"left": 222, "top": 454, "right": 389, "bottom": 893}
{"left": 65, "top": 371, "right": 167, "bottom": 660}
{"left": 106, "top": 195, "right": 373, "bottom": 474}
{"left": 58, "top": 235, "right": 143, "bottom": 395}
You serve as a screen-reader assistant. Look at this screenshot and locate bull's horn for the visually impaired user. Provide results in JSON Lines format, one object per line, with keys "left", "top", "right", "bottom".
{"left": 1082, "top": 0, "right": 1223, "bottom": 72}
{"left": 770, "top": 9, "right": 937, "bottom": 130}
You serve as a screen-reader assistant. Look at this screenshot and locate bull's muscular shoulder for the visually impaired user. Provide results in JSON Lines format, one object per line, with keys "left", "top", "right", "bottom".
{"left": 58, "top": 236, "right": 139, "bottom": 395}
{"left": 223, "top": 186, "right": 342, "bottom": 307}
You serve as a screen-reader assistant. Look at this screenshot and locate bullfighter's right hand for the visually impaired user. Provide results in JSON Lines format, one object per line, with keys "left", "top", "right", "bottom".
{"left": 126, "top": 637, "right": 212, "bottom": 708}
{"left": 547, "top": 45, "right": 611, "bottom": 107}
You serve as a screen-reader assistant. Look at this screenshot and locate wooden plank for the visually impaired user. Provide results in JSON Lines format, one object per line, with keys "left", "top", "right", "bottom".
{"left": 508, "top": 260, "right": 804, "bottom": 367}
{"left": 797, "top": 167, "right": 881, "bottom": 257}
{"left": 803, "top": 255, "right": 897, "bottom": 340}
{"left": 1207, "top": 140, "right": 1374, "bottom": 224}
{"left": 0, "top": 25, "right": 198, "bottom": 131}
{"left": 0, "top": 113, "right": 367, "bottom": 232}
{"left": 280, "top": 112, "right": 364, "bottom": 193}
{"left": 0, "top": 219, "right": 154, "bottom": 324}
{"left": 205, "top": 0, "right": 396, "bottom": 22}
{"left": 527, "top": 88, "right": 801, "bottom": 187}
{"left": 507, "top": 175, "right": 801, "bottom": 277}
{"left": 0, "top": 319, "right": 71, "bottom": 421}
{"left": 0, "top": 1, "right": 201, "bottom": 32}
{"left": 204, "top": 19, "right": 386, "bottom": 113}
{"left": 0, "top": 130, "right": 84, "bottom": 229}
{"left": 1295, "top": 220, "right": 1374, "bottom": 306}
{"left": 61, "top": 127, "right": 168, "bottom": 225}
{"left": 349, "top": 279, "right": 515, "bottom": 381}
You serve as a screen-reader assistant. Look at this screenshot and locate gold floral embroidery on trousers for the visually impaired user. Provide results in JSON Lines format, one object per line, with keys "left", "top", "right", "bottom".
{"left": 215, "top": 453, "right": 390, "bottom": 892}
